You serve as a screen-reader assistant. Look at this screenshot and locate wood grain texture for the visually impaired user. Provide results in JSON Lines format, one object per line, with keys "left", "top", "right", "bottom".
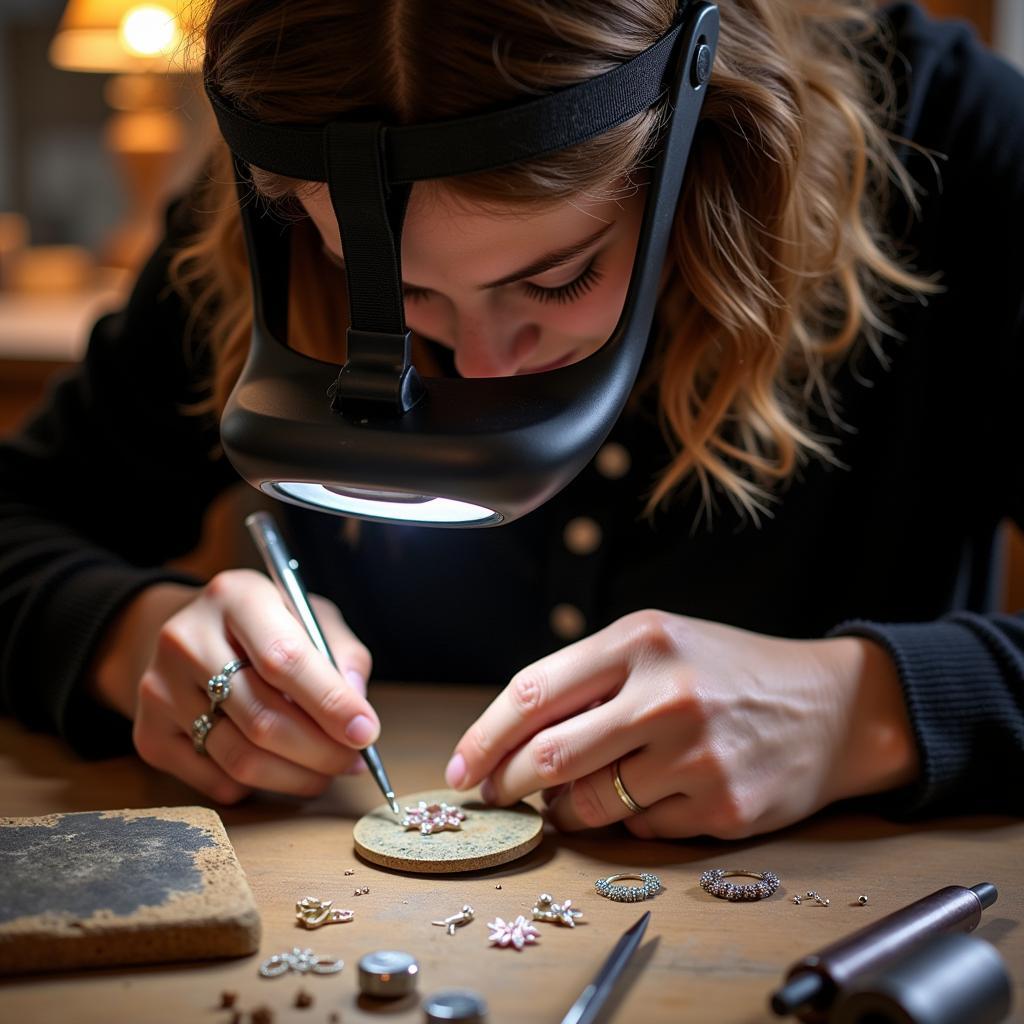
{"left": 0, "top": 806, "right": 260, "bottom": 975}
{"left": 0, "top": 684, "right": 1021, "bottom": 1024}
{"left": 353, "top": 789, "right": 542, "bottom": 873}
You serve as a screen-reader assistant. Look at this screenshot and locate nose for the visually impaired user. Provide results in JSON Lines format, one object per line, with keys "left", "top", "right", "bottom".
{"left": 453, "top": 319, "right": 541, "bottom": 378}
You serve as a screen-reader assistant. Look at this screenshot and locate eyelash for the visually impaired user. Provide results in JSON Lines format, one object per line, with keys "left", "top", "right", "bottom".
{"left": 403, "top": 256, "right": 604, "bottom": 306}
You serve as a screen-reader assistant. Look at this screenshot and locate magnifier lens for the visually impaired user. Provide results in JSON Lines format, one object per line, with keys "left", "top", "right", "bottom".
{"left": 268, "top": 481, "right": 501, "bottom": 524}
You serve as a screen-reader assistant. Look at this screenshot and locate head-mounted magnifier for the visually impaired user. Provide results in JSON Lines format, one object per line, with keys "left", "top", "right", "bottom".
{"left": 205, "top": 2, "right": 718, "bottom": 526}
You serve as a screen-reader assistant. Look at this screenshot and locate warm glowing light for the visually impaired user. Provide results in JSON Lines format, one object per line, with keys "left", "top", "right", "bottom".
{"left": 268, "top": 482, "right": 501, "bottom": 524}
{"left": 119, "top": 4, "right": 179, "bottom": 58}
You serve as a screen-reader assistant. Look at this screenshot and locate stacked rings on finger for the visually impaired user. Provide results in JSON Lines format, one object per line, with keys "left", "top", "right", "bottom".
{"left": 207, "top": 657, "right": 249, "bottom": 708}
{"left": 192, "top": 657, "right": 250, "bottom": 755}
{"left": 594, "top": 872, "right": 662, "bottom": 903}
{"left": 699, "top": 868, "right": 781, "bottom": 902}
{"left": 191, "top": 712, "right": 216, "bottom": 753}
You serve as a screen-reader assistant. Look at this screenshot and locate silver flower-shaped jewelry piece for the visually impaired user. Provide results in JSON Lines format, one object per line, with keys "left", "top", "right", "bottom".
{"left": 401, "top": 800, "right": 467, "bottom": 836}
{"left": 295, "top": 896, "right": 354, "bottom": 929}
{"left": 487, "top": 915, "right": 540, "bottom": 951}
{"left": 259, "top": 947, "right": 344, "bottom": 977}
{"left": 531, "top": 892, "right": 583, "bottom": 928}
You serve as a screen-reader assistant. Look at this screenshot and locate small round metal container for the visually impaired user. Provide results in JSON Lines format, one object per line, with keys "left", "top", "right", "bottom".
{"left": 423, "top": 989, "right": 489, "bottom": 1022}
{"left": 357, "top": 950, "right": 420, "bottom": 999}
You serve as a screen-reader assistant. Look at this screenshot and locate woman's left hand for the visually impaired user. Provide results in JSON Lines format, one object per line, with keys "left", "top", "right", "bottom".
{"left": 444, "top": 610, "right": 919, "bottom": 839}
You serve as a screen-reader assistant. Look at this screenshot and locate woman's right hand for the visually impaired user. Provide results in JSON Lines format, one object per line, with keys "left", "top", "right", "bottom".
{"left": 92, "top": 570, "right": 378, "bottom": 803}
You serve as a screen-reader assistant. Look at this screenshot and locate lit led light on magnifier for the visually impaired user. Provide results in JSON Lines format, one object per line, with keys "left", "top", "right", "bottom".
{"left": 269, "top": 482, "right": 501, "bottom": 524}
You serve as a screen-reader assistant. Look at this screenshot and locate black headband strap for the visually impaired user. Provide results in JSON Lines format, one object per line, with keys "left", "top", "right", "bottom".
{"left": 206, "top": 13, "right": 689, "bottom": 415}
{"left": 206, "top": 21, "right": 683, "bottom": 184}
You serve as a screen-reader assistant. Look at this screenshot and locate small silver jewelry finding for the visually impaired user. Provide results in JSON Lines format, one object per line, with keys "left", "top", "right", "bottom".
{"left": 594, "top": 872, "right": 662, "bottom": 903}
{"left": 431, "top": 905, "right": 475, "bottom": 935}
{"left": 191, "top": 712, "right": 216, "bottom": 755}
{"left": 858, "top": 895, "right": 869, "bottom": 906}
{"left": 259, "top": 947, "right": 344, "bottom": 978}
{"left": 805, "top": 890, "right": 830, "bottom": 907}
{"left": 792, "top": 895, "right": 803, "bottom": 905}
{"left": 206, "top": 657, "right": 250, "bottom": 707}
{"left": 699, "top": 869, "right": 781, "bottom": 902}
{"left": 295, "top": 897, "right": 354, "bottom": 929}
{"left": 611, "top": 759, "right": 646, "bottom": 814}
{"left": 532, "top": 893, "right": 583, "bottom": 927}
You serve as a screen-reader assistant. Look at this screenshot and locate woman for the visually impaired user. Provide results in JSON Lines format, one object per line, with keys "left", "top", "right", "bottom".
{"left": 1, "top": 0, "right": 1020, "bottom": 838}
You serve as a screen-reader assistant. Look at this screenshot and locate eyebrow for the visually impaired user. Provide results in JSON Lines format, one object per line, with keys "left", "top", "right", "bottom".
{"left": 398, "top": 221, "right": 615, "bottom": 292}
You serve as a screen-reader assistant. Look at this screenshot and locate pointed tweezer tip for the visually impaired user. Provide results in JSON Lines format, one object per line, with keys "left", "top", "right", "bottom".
{"left": 387, "top": 793, "right": 400, "bottom": 815}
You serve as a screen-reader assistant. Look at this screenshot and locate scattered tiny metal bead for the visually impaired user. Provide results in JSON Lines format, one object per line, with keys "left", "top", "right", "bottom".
{"left": 250, "top": 1007, "right": 274, "bottom": 1024}
{"left": 804, "top": 890, "right": 830, "bottom": 907}
{"left": 344, "top": 869, "right": 354, "bottom": 876}
{"left": 220, "top": 991, "right": 238, "bottom": 1008}
{"left": 362, "top": 886, "right": 370, "bottom": 894}
{"left": 295, "top": 989, "right": 314, "bottom": 1009}
{"left": 858, "top": 895, "right": 869, "bottom": 905}
{"left": 495, "top": 884, "right": 502, "bottom": 890}
{"left": 792, "top": 895, "right": 802, "bottom": 905}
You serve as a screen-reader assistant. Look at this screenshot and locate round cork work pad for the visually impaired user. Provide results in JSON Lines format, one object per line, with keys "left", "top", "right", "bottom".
{"left": 353, "top": 789, "right": 543, "bottom": 874}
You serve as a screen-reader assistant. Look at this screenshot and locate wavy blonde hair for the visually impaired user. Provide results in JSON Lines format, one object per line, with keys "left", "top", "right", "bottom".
{"left": 172, "top": 0, "right": 937, "bottom": 521}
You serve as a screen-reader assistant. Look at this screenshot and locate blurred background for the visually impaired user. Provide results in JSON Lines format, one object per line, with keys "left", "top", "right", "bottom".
{"left": 1, "top": 0, "right": 212, "bottom": 423}
{"left": 0, "top": 0, "right": 1021, "bottom": 601}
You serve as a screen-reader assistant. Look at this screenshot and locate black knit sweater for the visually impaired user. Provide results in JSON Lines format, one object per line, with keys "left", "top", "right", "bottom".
{"left": 1, "top": 4, "right": 1021, "bottom": 818}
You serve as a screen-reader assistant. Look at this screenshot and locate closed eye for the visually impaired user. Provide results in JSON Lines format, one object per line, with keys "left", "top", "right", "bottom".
{"left": 404, "top": 256, "right": 604, "bottom": 306}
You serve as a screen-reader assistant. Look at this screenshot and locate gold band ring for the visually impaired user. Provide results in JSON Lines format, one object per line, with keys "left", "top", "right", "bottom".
{"left": 612, "top": 759, "right": 645, "bottom": 814}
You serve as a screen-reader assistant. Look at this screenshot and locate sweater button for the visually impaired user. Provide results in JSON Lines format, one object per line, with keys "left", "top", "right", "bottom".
{"left": 563, "top": 516, "right": 602, "bottom": 556}
{"left": 549, "top": 603, "right": 586, "bottom": 641}
{"left": 595, "top": 442, "right": 630, "bottom": 479}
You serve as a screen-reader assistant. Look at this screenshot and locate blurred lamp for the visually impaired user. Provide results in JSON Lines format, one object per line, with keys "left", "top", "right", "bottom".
{"left": 48, "top": 2, "right": 198, "bottom": 268}
{"left": 49, "top": 1, "right": 187, "bottom": 73}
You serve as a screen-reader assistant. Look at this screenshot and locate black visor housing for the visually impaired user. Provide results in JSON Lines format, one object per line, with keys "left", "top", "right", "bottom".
{"left": 206, "top": 2, "right": 719, "bottom": 526}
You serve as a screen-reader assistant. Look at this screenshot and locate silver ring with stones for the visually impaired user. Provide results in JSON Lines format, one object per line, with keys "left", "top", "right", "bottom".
{"left": 191, "top": 712, "right": 217, "bottom": 755}
{"left": 699, "top": 868, "right": 781, "bottom": 902}
{"left": 594, "top": 872, "right": 662, "bottom": 902}
{"left": 207, "top": 657, "right": 249, "bottom": 707}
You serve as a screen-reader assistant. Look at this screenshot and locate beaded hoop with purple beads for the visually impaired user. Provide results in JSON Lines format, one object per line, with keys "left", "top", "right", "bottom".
{"left": 699, "top": 868, "right": 780, "bottom": 902}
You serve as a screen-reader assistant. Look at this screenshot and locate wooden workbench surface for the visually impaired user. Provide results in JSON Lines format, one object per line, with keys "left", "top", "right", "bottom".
{"left": 1, "top": 683, "right": 1021, "bottom": 1023}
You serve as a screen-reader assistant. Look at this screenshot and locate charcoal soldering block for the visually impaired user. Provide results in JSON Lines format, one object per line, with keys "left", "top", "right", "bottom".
{"left": 0, "top": 806, "right": 261, "bottom": 975}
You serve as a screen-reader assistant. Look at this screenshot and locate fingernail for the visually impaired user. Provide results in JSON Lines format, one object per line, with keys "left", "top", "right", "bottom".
{"left": 345, "top": 714, "right": 378, "bottom": 747}
{"left": 445, "top": 753, "right": 466, "bottom": 789}
{"left": 344, "top": 668, "right": 366, "bottom": 693}
{"left": 480, "top": 777, "right": 496, "bottom": 804}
